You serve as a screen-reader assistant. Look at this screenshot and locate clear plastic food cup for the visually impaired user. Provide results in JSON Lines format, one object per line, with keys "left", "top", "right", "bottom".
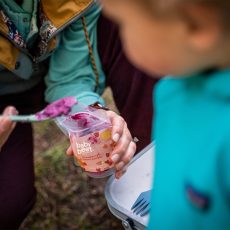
{"left": 57, "top": 109, "right": 115, "bottom": 178}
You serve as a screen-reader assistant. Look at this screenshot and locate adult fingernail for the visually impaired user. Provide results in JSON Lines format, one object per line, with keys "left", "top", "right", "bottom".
{"left": 5, "top": 107, "right": 18, "bottom": 115}
{"left": 112, "top": 133, "right": 120, "bottom": 143}
{"left": 133, "top": 137, "right": 139, "bottom": 143}
{"left": 116, "top": 161, "right": 125, "bottom": 171}
{"left": 111, "top": 154, "right": 119, "bottom": 163}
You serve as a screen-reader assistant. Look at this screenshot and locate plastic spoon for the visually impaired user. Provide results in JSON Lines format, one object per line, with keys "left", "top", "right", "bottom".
{"left": 0, "top": 96, "right": 78, "bottom": 122}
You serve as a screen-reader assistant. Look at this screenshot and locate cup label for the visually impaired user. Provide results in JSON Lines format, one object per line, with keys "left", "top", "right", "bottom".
{"left": 76, "top": 142, "right": 93, "bottom": 154}
{"left": 71, "top": 127, "right": 115, "bottom": 173}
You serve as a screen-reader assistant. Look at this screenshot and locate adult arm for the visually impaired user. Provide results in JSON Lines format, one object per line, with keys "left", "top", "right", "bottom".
{"left": 45, "top": 3, "right": 105, "bottom": 105}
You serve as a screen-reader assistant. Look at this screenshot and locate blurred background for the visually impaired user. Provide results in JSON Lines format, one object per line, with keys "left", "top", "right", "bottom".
{"left": 20, "top": 88, "right": 122, "bottom": 230}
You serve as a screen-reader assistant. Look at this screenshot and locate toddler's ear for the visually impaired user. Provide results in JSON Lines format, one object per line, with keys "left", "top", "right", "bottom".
{"left": 184, "top": 5, "right": 222, "bottom": 51}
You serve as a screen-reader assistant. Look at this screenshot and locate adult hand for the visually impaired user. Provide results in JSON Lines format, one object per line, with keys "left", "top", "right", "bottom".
{"left": 66, "top": 110, "right": 136, "bottom": 179}
{"left": 0, "top": 106, "right": 18, "bottom": 150}
{"left": 106, "top": 110, "right": 136, "bottom": 178}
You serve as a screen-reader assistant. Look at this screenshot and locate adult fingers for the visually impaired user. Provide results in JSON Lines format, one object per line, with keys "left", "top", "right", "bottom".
{"left": 115, "top": 166, "right": 128, "bottom": 179}
{"left": 115, "top": 140, "right": 136, "bottom": 171}
{"left": 111, "top": 123, "right": 132, "bottom": 164}
{"left": 0, "top": 106, "right": 18, "bottom": 148}
{"left": 106, "top": 111, "right": 125, "bottom": 143}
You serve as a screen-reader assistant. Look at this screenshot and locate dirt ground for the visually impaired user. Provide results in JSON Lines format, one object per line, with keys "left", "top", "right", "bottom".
{"left": 20, "top": 89, "right": 124, "bottom": 230}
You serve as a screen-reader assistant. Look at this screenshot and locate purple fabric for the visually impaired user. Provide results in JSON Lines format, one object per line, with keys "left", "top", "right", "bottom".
{"left": 97, "top": 14, "right": 158, "bottom": 152}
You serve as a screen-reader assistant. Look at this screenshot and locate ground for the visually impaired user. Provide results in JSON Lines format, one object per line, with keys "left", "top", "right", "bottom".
{"left": 20, "top": 89, "right": 123, "bottom": 230}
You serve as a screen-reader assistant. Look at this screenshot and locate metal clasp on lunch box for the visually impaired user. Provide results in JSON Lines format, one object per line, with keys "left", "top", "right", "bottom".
{"left": 122, "top": 218, "right": 134, "bottom": 230}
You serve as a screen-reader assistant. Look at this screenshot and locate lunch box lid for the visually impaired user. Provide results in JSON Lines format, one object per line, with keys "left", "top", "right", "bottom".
{"left": 105, "top": 143, "right": 155, "bottom": 229}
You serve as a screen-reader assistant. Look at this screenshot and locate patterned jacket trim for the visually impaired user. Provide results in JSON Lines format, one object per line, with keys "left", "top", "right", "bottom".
{"left": 0, "top": 0, "right": 94, "bottom": 71}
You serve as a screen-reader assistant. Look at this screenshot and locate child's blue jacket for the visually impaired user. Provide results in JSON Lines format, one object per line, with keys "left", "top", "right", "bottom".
{"left": 149, "top": 69, "right": 230, "bottom": 230}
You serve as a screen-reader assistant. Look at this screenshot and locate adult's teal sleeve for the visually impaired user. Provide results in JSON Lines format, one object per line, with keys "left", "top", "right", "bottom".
{"left": 45, "top": 4, "right": 105, "bottom": 106}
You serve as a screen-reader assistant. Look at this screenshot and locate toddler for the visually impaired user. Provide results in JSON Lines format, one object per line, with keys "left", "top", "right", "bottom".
{"left": 101, "top": 0, "right": 230, "bottom": 229}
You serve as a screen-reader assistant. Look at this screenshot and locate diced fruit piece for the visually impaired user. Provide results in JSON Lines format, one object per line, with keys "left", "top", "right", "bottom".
{"left": 100, "top": 129, "right": 111, "bottom": 140}
{"left": 94, "top": 132, "right": 99, "bottom": 137}
{"left": 105, "top": 159, "right": 113, "bottom": 166}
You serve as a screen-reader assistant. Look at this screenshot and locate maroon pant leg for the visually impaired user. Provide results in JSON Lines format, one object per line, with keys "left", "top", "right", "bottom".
{"left": 0, "top": 81, "right": 46, "bottom": 229}
{"left": 0, "top": 123, "right": 36, "bottom": 229}
{"left": 97, "top": 14, "right": 158, "bottom": 152}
